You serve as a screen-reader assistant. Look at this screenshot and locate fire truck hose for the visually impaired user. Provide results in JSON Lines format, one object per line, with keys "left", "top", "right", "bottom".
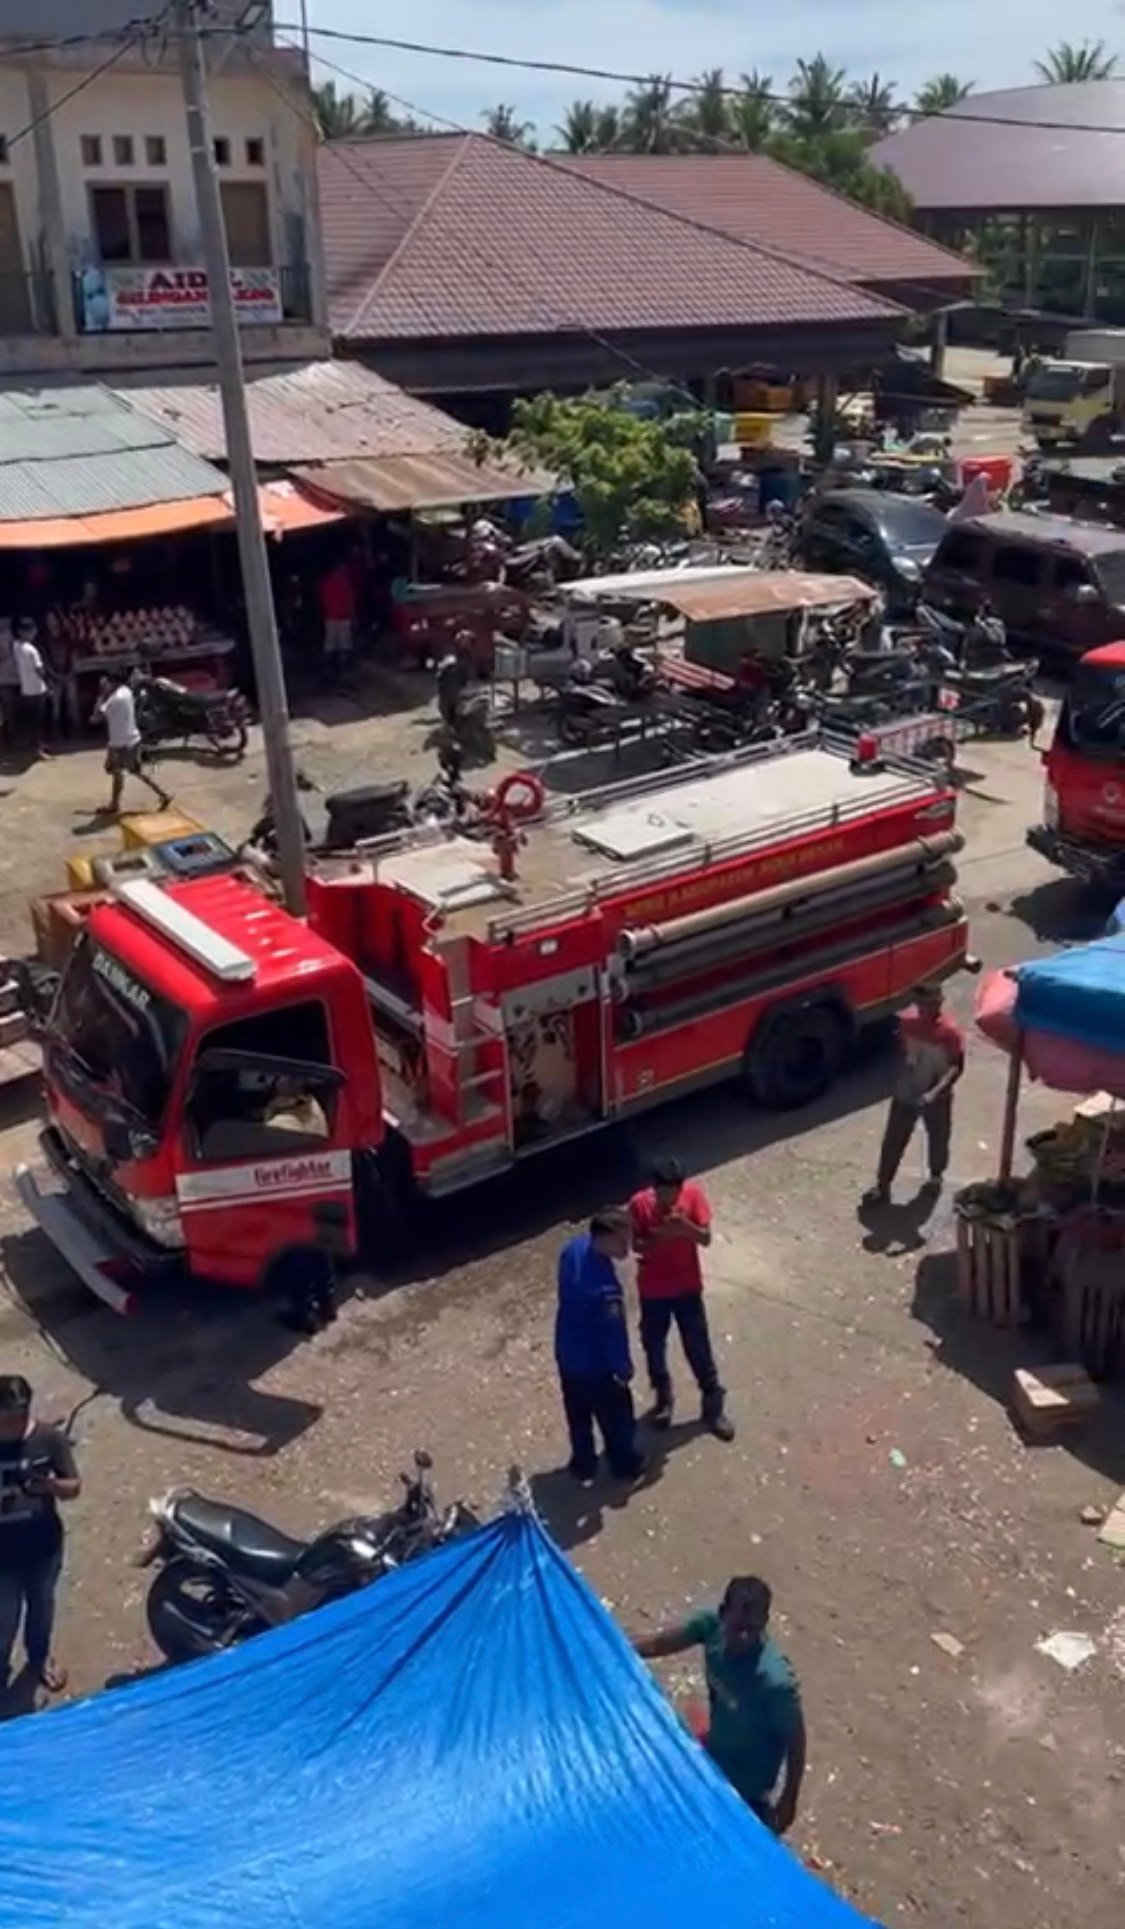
{"left": 619, "top": 831, "right": 963, "bottom": 962}
{"left": 616, "top": 899, "right": 965, "bottom": 1042}
{"left": 623, "top": 857, "right": 958, "bottom": 992}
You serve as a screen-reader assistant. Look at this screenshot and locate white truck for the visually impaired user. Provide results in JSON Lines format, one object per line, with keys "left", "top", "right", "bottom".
{"left": 1023, "top": 328, "right": 1125, "bottom": 448}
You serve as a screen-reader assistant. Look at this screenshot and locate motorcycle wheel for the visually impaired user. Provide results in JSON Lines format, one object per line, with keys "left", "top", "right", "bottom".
{"left": 207, "top": 720, "right": 249, "bottom": 760}
{"left": 146, "top": 1557, "right": 261, "bottom": 1664}
{"left": 558, "top": 712, "right": 590, "bottom": 747}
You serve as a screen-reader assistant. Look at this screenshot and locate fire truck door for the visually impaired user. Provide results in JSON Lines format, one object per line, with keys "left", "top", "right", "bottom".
{"left": 175, "top": 1004, "right": 353, "bottom": 1288}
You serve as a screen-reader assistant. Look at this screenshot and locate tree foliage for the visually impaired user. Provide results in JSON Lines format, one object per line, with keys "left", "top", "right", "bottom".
{"left": 1034, "top": 39, "right": 1118, "bottom": 83}
{"left": 481, "top": 104, "right": 537, "bottom": 149}
{"left": 913, "top": 73, "right": 974, "bottom": 116}
{"left": 312, "top": 81, "right": 417, "bottom": 140}
{"left": 500, "top": 393, "right": 702, "bottom": 560}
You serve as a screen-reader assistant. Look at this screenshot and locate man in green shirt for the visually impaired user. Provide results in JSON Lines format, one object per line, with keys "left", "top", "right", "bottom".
{"left": 634, "top": 1576, "right": 806, "bottom": 1833}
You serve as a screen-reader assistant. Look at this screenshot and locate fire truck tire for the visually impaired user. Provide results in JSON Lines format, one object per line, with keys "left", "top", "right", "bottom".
{"left": 745, "top": 1000, "right": 848, "bottom": 1110}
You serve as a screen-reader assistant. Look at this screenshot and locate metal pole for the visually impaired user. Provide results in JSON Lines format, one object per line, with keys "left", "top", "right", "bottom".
{"left": 998, "top": 1038, "right": 1023, "bottom": 1183}
{"left": 173, "top": 0, "right": 307, "bottom": 915}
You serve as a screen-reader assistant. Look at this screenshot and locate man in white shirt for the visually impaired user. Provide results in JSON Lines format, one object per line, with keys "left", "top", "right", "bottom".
{"left": 13, "top": 621, "right": 51, "bottom": 759}
{"left": 94, "top": 669, "right": 170, "bottom": 815}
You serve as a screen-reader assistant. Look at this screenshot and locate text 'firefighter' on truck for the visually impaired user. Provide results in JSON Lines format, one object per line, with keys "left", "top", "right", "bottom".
{"left": 20, "top": 733, "right": 974, "bottom": 1311}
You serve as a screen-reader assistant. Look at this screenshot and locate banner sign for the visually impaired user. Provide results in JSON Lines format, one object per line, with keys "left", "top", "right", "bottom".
{"left": 80, "top": 265, "right": 282, "bottom": 331}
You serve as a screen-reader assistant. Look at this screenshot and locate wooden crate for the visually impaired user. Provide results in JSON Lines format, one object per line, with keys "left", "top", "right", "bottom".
{"left": 955, "top": 1212, "right": 1023, "bottom": 1327}
{"left": 1011, "top": 1364, "right": 1100, "bottom": 1438}
{"left": 1054, "top": 1247, "right": 1125, "bottom": 1378}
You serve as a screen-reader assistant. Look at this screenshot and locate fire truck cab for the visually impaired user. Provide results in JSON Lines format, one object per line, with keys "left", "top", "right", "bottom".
{"left": 22, "top": 735, "right": 971, "bottom": 1312}
{"left": 1028, "top": 641, "right": 1125, "bottom": 885}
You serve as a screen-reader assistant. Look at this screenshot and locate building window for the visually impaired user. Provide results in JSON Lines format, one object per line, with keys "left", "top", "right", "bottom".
{"left": 245, "top": 137, "right": 265, "bottom": 167}
{"left": 212, "top": 137, "right": 231, "bottom": 167}
{"left": 80, "top": 134, "right": 103, "bottom": 167}
{"left": 90, "top": 183, "right": 171, "bottom": 264}
{"left": 145, "top": 135, "right": 167, "bottom": 167}
{"left": 113, "top": 134, "right": 135, "bottom": 167}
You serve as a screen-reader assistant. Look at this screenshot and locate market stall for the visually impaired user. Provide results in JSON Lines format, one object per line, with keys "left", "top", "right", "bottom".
{"left": 960, "top": 935, "right": 1125, "bottom": 1378}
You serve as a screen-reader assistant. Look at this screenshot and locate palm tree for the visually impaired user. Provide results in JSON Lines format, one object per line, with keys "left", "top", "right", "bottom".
{"left": 1034, "top": 40, "right": 1118, "bottom": 82}
{"left": 847, "top": 72, "right": 900, "bottom": 136}
{"left": 913, "top": 74, "right": 974, "bottom": 116}
{"left": 556, "top": 99, "right": 621, "bottom": 153}
{"left": 785, "top": 56, "right": 849, "bottom": 138}
{"left": 677, "top": 68, "right": 730, "bottom": 144}
{"left": 312, "top": 80, "right": 369, "bottom": 140}
{"left": 622, "top": 75, "right": 679, "bottom": 153}
{"left": 481, "top": 103, "right": 536, "bottom": 147}
{"left": 361, "top": 90, "right": 400, "bottom": 136}
{"left": 727, "top": 70, "right": 776, "bottom": 151}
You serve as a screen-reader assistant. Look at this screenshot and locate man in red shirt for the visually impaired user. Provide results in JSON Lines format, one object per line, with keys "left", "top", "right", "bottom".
{"left": 319, "top": 559, "right": 357, "bottom": 671}
{"left": 629, "top": 1157, "right": 734, "bottom": 1441}
{"left": 864, "top": 982, "right": 965, "bottom": 1207}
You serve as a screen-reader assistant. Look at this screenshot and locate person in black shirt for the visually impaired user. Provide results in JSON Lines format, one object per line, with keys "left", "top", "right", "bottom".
{"left": 0, "top": 1375, "right": 80, "bottom": 1697}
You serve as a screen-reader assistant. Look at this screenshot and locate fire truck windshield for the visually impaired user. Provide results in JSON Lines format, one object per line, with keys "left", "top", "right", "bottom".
{"left": 49, "top": 935, "right": 186, "bottom": 1130}
{"left": 1064, "top": 665, "right": 1125, "bottom": 755}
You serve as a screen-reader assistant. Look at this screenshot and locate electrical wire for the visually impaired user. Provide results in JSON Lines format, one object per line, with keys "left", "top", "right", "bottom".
{"left": 274, "top": 22, "right": 1125, "bottom": 137}
{"left": 4, "top": 8, "right": 175, "bottom": 154}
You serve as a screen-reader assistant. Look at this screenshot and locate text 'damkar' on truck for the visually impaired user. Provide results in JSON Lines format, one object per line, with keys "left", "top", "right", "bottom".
{"left": 1028, "top": 641, "right": 1125, "bottom": 884}
{"left": 1023, "top": 329, "right": 1125, "bottom": 449}
{"left": 19, "top": 734, "right": 974, "bottom": 1312}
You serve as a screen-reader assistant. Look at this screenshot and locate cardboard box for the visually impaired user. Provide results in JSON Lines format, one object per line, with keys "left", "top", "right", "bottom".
{"left": 1011, "top": 1364, "right": 1100, "bottom": 1438}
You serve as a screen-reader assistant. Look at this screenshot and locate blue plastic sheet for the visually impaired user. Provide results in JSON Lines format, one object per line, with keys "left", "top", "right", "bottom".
{"left": 0, "top": 1510, "right": 877, "bottom": 1929}
{"left": 1015, "top": 933, "right": 1125, "bottom": 1053}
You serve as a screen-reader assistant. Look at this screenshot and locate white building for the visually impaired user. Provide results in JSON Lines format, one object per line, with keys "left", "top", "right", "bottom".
{"left": 0, "top": 1, "right": 328, "bottom": 375}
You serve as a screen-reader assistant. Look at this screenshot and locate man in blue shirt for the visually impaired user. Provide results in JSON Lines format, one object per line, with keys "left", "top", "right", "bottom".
{"left": 555, "top": 1210, "right": 646, "bottom": 1487}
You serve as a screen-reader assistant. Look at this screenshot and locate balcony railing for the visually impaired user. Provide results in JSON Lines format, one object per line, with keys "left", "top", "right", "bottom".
{"left": 72, "top": 261, "right": 313, "bottom": 334}
{"left": 0, "top": 270, "right": 57, "bottom": 337}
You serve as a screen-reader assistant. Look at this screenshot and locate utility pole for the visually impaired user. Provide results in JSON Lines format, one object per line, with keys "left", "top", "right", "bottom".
{"left": 173, "top": 0, "right": 307, "bottom": 915}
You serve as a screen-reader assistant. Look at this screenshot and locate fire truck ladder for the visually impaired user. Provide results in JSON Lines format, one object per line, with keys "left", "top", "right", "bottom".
{"left": 485, "top": 741, "right": 951, "bottom": 945}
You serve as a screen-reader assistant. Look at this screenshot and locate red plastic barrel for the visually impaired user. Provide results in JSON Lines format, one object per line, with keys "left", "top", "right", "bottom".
{"left": 960, "top": 454, "right": 1014, "bottom": 494}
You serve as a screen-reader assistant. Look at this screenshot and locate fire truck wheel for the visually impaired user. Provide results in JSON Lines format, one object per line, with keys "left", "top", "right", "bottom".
{"left": 746, "top": 1001, "right": 848, "bottom": 1110}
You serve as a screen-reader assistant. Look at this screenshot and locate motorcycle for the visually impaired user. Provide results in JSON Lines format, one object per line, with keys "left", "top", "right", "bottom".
{"left": 135, "top": 674, "right": 250, "bottom": 761}
{"left": 138, "top": 1449, "right": 479, "bottom": 1663}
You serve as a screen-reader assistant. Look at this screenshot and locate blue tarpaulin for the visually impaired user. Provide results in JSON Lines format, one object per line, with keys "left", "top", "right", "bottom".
{"left": 1015, "top": 934, "right": 1125, "bottom": 1054}
{"left": 0, "top": 1509, "right": 877, "bottom": 1929}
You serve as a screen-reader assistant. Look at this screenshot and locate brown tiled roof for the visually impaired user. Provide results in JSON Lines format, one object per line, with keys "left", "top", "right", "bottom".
{"left": 874, "top": 81, "right": 1125, "bottom": 212}
{"left": 319, "top": 134, "right": 904, "bottom": 344}
{"left": 562, "top": 154, "right": 973, "bottom": 291}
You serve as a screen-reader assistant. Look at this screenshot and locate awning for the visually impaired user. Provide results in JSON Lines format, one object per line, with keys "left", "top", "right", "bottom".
{"left": 291, "top": 451, "right": 554, "bottom": 514}
{"left": 657, "top": 572, "right": 876, "bottom": 622}
{"left": 254, "top": 481, "right": 346, "bottom": 536}
{"left": 0, "top": 494, "right": 234, "bottom": 549}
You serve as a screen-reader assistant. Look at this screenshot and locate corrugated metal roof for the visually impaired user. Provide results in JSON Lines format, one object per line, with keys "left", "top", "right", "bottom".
{"left": 874, "top": 81, "right": 1125, "bottom": 211}
{"left": 658, "top": 572, "right": 876, "bottom": 622}
{"left": 0, "top": 381, "right": 229, "bottom": 523}
{"left": 293, "top": 451, "right": 554, "bottom": 513}
{"left": 111, "top": 360, "right": 478, "bottom": 465}
{"left": 561, "top": 155, "right": 974, "bottom": 294}
{"left": 319, "top": 134, "right": 904, "bottom": 344}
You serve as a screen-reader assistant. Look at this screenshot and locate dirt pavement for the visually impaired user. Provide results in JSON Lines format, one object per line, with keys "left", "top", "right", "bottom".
{"left": 0, "top": 697, "right": 1121, "bottom": 1929}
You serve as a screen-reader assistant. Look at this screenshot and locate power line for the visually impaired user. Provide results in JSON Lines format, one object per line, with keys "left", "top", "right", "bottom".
{"left": 279, "top": 23, "right": 1125, "bottom": 138}
{"left": 5, "top": 10, "right": 173, "bottom": 154}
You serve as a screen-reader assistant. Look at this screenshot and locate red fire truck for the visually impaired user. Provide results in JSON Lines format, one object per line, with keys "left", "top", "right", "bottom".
{"left": 1028, "top": 641, "right": 1125, "bottom": 884}
{"left": 18, "top": 735, "right": 971, "bottom": 1312}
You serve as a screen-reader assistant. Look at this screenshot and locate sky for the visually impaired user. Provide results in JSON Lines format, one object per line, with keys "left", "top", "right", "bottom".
{"left": 284, "top": 0, "right": 1125, "bottom": 135}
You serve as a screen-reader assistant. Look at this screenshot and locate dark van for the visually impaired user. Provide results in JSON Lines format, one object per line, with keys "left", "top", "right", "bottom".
{"left": 923, "top": 511, "right": 1125, "bottom": 659}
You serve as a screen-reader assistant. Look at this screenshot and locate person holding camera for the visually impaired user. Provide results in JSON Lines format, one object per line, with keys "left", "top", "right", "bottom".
{"left": 0, "top": 1375, "right": 80, "bottom": 1699}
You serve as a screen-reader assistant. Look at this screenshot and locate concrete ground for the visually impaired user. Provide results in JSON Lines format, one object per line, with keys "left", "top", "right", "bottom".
{"left": 0, "top": 684, "right": 1122, "bottom": 1929}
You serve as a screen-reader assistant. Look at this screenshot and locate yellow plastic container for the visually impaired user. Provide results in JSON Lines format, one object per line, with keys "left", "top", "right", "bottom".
{"left": 65, "top": 855, "right": 97, "bottom": 891}
{"left": 120, "top": 809, "right": 202, "bottom": 851}
{"left": 734, "top": 411, "right": 777, "bottom": 450}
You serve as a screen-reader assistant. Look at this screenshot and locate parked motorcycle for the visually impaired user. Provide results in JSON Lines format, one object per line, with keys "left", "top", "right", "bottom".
{"left": 139, "top": 1449, "right": 479, "bottom": 1663}
{"left": 135, "top": 674, "right": 250, "bottom": 760}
